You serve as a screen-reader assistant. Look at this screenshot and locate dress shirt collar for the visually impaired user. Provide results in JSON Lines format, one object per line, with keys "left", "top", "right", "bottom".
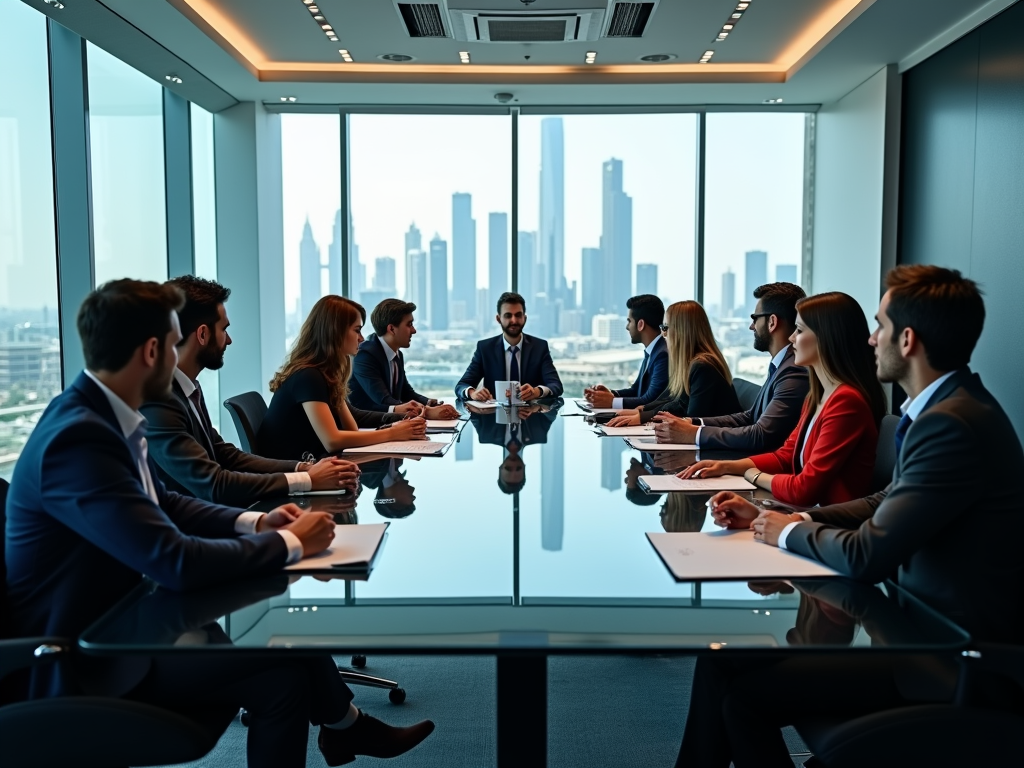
{"left": 900, "top": 370, "right": 957, "bottom": 421}
{"left": 644, "top": 335, "right": 661, "bottom": 356}
{"left": 770, "top": 344, "right": 790, "bottom": 371}
{"left": 84, "top": 369, "right": 145, "bottom": 439}
{"left": 503, "top": 335, "right": 524, "bottom": 353}
{"left": 377, "top": 335, "right": 398, "bottom": 364}
{"left": 172, "top": 366, "right": 198, "bottom": 398}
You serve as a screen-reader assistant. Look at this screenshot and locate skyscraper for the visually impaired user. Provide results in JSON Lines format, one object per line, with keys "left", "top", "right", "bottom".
{"left": 404, "top": 222, "right": 421, "bottom": 259}
{"left": 721, "top": 268, "right": 736, "bottom": 318}
{"left": 428, "top": 234, "right": 449, "bottom": 331}
{"left": 404, "top": 222, "right": 421, "bottom": 301}
{"left": 601, "top": 158, "right": 633, "bottom": 313}
{"left": 541, "top": 413, "right": 565, "bottom": 551}
{"left": 489, "top": 212, "right": 508, "bottom": 313}
{"left": 745, "top": 250, "right": 768, "bottom": 314}
{"left": 451, "top": 193, "right": 476, "bottom": 321}
{"left": 776, "top": 264, "right": 798, "bottom": 284}
{"left": 407, "top": 250, "right": 427, "bottom": 314}
{"left": 517, "top": 231, "right": 535, "bottom": 310}
{"left": 581, "top": 247, "right": 603, "bottom": 328}
{"left": 373, "top": 256, "right": 396, "bottom": 292}
{"left": 600, "top": 436, "right": 625, "bottom": 491}
{"left": 299, "top": 218, "right": 321, "bottom": 320}
{"left": 636, "top": 263, "right": 658, "bottom": 296}
{"left": 539, "top": 117, "right": 564, "bottom": 300}
{"left": 327, "top": 210, "right": 342, "bottom": 295}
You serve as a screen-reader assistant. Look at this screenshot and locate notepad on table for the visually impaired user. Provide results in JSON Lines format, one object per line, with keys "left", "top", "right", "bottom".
{"left": 289, "top": 489, "right": 349, "bottom": 496}
{"left": 286, "top": 523, "right": 389, "bottom": 572}
{"left": 597, "top": 424, "right": 656, "bottom": 437}
{"left": 574, "top": 399, "right": 619, "bottom": 414}
{"left": 425, "top": 419, "right": 462, "bottom": 431}
{"left": 638, "top": 474, "right": 755, "bottom": 492}
{"left": 626, "top": 437, "right": 699, "bottom": 451}
{"left": 464, "top": 400, "right": 501, "bottom": 410}
{"left": 343, "top": 440, "right": 451, "bottom": 455}
{"left": 646, "top": 529, "right": 840, "bottom": 580}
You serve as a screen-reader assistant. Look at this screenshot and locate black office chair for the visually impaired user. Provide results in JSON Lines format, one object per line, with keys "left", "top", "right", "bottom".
{"left": 795, "top": 645, "right": 1024, "bottom": 767}
{"left": 223, "top": 391, "right": 269, "bottom": 454}
{"left": 871, "top": 414, "right": 900, "bottom": 492}
{"left": 0, "top": 478, "right": 234, "bottom": 768}
{"left": 733, "top": 377, "right": 761, "bottom": 412}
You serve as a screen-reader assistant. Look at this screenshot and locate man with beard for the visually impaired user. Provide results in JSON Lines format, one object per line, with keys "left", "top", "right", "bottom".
{"left": 5, "top": 279, "right": 435, "bottom": 766}
{"left": 455, "top": 291, "right": 563, "bottom": 401}
{"left": 651, "top": 282, "right": 809, "bottom": 452}
{"left": 142, "top": 276, "right": 360, "bottom": 507}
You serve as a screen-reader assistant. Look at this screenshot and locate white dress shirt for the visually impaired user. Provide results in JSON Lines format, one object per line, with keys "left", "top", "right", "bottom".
{"left": 87, "top": 370, "right": 303, "bottom": 564}
{"left": 613, "top": 336, "right": 662, "bottom": 410}
{"left": 503, "top": 335, "right": 551, "bottom": 398}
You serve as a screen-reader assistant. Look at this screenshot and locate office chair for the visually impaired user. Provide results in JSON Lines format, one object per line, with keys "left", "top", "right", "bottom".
{"left": 0, "top": 478, "right": 234, "bottom": 768}
{"left": 732, "top": 377, "right": 761, "bottom": 412}
{"left": 223, "top": 391, "right": 269, "bottom": 454}
{"left": 871, "top": 414, "right": 900, "bottom": 492}
{"left": 794, "top": 644, "right": 1024, "bottom": 767}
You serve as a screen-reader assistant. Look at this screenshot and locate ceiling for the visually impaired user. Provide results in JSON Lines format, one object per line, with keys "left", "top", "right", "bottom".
{"left": 30, "top": 0, "right": 1020, "bottom": 109}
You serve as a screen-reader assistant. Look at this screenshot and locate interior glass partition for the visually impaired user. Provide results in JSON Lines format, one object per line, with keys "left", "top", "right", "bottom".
{"left": 191, "top": 103, "right": 220, "bottom": 428}
{"left": 0, "top": 0, "right": 61, "bottom": 481}
{"left": 702, "top": 112, "right": 807, "bottom": 383}
{"left": 87, "top": 42, "right": 168, "bottom": 286}
{"left": 517, "top": 113, "right": 698, "bottom": 399}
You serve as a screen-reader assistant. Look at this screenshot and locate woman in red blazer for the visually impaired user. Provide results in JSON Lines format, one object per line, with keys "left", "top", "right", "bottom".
{"left": 678, "top": 292, "right": 888, "bottom": 506}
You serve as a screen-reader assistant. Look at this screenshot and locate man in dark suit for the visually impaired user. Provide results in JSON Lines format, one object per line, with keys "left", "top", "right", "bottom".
{"left": 676, "top": 265, "right": 1024, "bottom": 767}
{"left": 142, "top": 276, "right": 360, "bottom": 507}
{"left": 350, "top": 298, "right": 460, "bottom": 420}
{"left": 651, "top": 283, "right": 809, "bottom": 451}
{"left": 5, "top": 280, "right": 433, "bottom": 768}
{"left": 585, "top": 294, "right": 668, "bottom": 410}
{"left": 455, "top": 291, "right": 563, "bottom": 401}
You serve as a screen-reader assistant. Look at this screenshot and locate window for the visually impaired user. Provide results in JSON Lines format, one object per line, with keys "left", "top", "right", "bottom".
{"left": 191, "top": 103, "right": 220, "bottom": 428}
{"left": 517, "top": 114, "right": 698, "bottom": 398}
{"left": 87, "top": 42, "right": 167, "bottom": 286}
{"left": 703, "top": 113, "right": 807, "bottom": 383}
{"left": 0, "top": 0, "right": 61, "bottom": 481}
{"left": 347, "top": 114, "right": 512, "bottom": 400}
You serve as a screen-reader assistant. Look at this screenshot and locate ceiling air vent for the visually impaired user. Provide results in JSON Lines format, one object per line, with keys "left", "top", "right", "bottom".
{"left": 397, "top": 3, "right": 449, "bottom": 37}
{"left": 605, "top": 2, "right": 655, "bottom": 37}
{"left": 449, "top": 7, "right": 605, "bottom": 42}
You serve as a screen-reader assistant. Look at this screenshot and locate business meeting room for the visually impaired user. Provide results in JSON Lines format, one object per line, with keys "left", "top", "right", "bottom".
{"left": 1, "top": 0, "right": 1022, "bottom": 766}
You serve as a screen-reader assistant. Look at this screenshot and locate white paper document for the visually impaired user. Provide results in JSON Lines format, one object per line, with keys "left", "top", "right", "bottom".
{"left": 626, "top": 437, "right": 699, "bottom": 451}
{"left": 464, "top": 400, "right": 501, "bottom": 410}
{"left": 425, "top": 419, "right": 462, "bottom": 430}
{"left": 639, "top": 474, "right": 755, "bottom": 492}
{"left": 343, "top": 440, "right": 451, "bottom": 455}
{"left": 647, "top": 530, "right": 840, "bottom": 580}
{"left": 286, "top": 523, "right": 389, "bottom": 572}
{"left": 574, "top": 399, "right": 619, "bottom": 414}
{"left": 597, "top": 425, "right": 656, "bottom": 437}
{"left": 289, "top": 489, "right": 349, "bottom": 496}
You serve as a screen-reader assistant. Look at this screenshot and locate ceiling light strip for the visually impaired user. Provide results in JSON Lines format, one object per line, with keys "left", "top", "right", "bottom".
{"left": 298, "top": 0, "right": 342, "bottom": 47}
{"left": 713, "top": 0, "right": 752, "bottom": 45}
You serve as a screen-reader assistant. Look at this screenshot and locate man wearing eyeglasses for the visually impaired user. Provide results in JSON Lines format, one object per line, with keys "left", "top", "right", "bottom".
{"left": 653, "top": 283, "right": 809, "bottom": 452}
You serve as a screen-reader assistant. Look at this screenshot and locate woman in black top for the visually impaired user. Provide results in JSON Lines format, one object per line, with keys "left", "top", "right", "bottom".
{"left": 258, "top": 295, "right": 427, "bottom": 460}
{"left": 607, "top": 300, "right": 740, "bottom": 426}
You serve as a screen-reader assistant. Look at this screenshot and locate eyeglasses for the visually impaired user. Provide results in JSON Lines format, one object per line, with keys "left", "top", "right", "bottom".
{"left": 659, "top": 324, "right": 669, "bottom": 332}
{"left": 750, "top": 312, "right": 772, "bottom": 322}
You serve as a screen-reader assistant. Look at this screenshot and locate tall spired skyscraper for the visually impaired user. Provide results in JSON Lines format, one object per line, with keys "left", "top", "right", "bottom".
{"left": 327, "top": 210, "right": 342, "bottom": 295}
{"left": 451, "top": 193, "right": 476, "bottom": 321}
{"left": 299, "top": 218, "right": 321, "bottom": 320}
{"left": 488, "top": 213, "right": 508, "bottom": 314}
{"left": 601, "top": 158, "right": 633, "bottom": 313}
{"left": 428, "top": 234, "right": 449, "bottom": 331}
{"left": 404, "top": 222, "right": 421, "bottom": 301}
{"left": 539, "top": 117, "right": 564, "bottom": 300}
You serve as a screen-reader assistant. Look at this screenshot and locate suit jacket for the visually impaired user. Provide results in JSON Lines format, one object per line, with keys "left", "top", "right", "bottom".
{"left": 785, "top": 369, "right": 1024, "bottom": 644}
{"left": 613, "top": 336, "right": 669, "bottom": 410}
{"left": 468, "top": 410, "right": 557, "bottom": 448}
{"left": 638, "top": 359, "right": 742, "bottom": 423}
{"left": 696, "top": 345, "right": 809, "bottom": 452}
{"left": 5, "top": 372, "right": 288, "bottom": 698}
{"left": 455, "top": 333, "right": 563, "bottom": 400}
{"left": 750, "top": 384, "right": 878, "bottom": 506}
{"left": 141, "top": 377, "right": 300, "bottom": 506}
{"left": 349, "top": 334, "right": 429, "bottom": 411}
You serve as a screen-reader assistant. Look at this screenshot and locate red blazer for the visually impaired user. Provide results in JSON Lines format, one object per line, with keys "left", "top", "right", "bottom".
{"left": 749, "top": 384, "right": 878, "bottom": 506}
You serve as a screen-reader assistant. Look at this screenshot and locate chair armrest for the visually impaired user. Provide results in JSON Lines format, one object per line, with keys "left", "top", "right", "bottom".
{"left": 0, "top": 637, "right": 69, "bottom": 682}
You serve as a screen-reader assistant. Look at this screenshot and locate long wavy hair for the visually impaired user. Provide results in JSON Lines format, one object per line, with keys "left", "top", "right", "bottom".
{"left": 795, "top": 292, "right": 887, "bottom": 424}
{"left": 269, "top": 295, "right": 364, "bottom": 412}
{"left": 665, "top": 300, "right": 733, "bottom": 398}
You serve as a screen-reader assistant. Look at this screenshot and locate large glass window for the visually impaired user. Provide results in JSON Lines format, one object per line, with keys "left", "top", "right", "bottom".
{"left": 0, "top": 0, "right": 61, "bottom": 481}
{"left": 87, "top": 42, "right": 167, "bottom": 286}
{"left": 518, "top": 114, "right": 698, "bottom": 398}
{"left": 703, "top": 113, "right": 807, "bottom": 382}
{"left": 348, "top": 114, "right": 512, "bottom": 400}
{"left": 191, "top": 103, "right": 220, "bottom": 428}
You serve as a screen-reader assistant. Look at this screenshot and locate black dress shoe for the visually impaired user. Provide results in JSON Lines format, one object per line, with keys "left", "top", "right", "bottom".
{"left": 318, "top": 710, "right": 435, "bottom": 766}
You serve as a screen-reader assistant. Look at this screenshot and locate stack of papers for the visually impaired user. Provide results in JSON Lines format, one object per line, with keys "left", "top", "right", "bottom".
{"left": 597, "top": 424, "right": 655, "bottom": 437}
{"left": 286, "top": 523, "right": 389, "bottom": 572}
{"left": 647, "top": 530, "right": 840, "bottom": 580}
{"left": 574, "top": 399, "right": 619, "bottom": 414}
{"left": 344, "top": 440, "right": 451, "bottom": 455}
{"left": 638, "top": 474, "right": 755, "bottom": 492}
{"left": 426, "top": 419, "right": 462, "bottom": 431}
{"left": 464, "top": 400, "right": 501, "bottom": 410}
{"left": 626, "top": 436, "right": 699, "bottom": 451}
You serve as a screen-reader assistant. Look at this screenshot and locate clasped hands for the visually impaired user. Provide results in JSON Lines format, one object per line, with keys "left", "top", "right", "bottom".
{"left": 704, "top": 491, "right": 802, "bottom": 547}
{"left": 393, "top": 400, "right": 459, "bottom": 420}
{"left": 583, "top": 384, "right": 613, "bottom": 408}
{"left": 256, "top": 504, "right": 336, "bottom": 557}
{"left": 468, "top": 384, "right": 544, "bottom": 402}
{"left": 299, "top": 457, "right": 361, "bottom": 491}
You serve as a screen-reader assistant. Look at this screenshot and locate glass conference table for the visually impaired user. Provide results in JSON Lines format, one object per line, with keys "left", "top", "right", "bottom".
{"left": 81, "top": 400, "right": 971, "bottom": 767}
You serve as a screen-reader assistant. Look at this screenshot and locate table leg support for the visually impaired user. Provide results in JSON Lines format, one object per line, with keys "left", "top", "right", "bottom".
{"left": 497, "top": 654, "right": 547, "bottom": 768}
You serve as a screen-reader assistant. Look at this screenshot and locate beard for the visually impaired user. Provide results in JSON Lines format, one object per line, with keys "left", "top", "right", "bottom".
{"left": 197, "top": 340, "right": 227, "bottom": 371}
{"left": 143, "top": 350, "right": 175, "bottom": 401}
{"left": 752, "top": 326, "right": 771, "bottom": 353}
{"left": 875, "top": 339, "right": 909, "bottom": 383}
{"left": 502, "top": 321, "right": 523, "bottom": 338}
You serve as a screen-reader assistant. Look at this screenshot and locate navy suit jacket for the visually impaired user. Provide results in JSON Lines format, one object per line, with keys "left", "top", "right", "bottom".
{"left": 455, "top": 333, "right": 563, "bottom": 400}
{"left": 5, "top": 372, "right": 288, "bottom": 697}
{"left": 613, "top": 336, "right": 669, "bottom": 409}
{"left": 349, "top": 334, "right": 429, "bottom": 411}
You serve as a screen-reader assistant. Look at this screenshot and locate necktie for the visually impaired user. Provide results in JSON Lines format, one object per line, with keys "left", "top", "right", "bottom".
{"left": 187, "top": 385, "right": 215, "bottom": 456}
{"left": 127, "top": 423, "right": 158, "bottom": 503}
{"left": 767, "top": 361, "right": 778, "bottom": 380}
{"left": 508, "top": 423, "right": 520, "bottom": 449}
{"left": 391, "top": 357, "right": 399, "bottom": 395}
{"left": 509, "top": 345, "right": 520, "bottom": 382}
{"left": 894, "top": 413, "right": 912, "bottom": 455}
{"left": 637, "top": 351, "right": 650, "bottom": 386}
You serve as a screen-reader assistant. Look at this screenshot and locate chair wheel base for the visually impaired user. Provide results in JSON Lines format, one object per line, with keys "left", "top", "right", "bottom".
{"left": 351, "top": 654, "right": 366, "bottom": 668}
{"left": 389, "top": 688, "right": 406, "bottom": 705}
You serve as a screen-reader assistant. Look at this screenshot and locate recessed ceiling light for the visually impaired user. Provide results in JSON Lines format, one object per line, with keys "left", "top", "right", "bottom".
{"left": 314, "top": 15, "right": 324, "bottom": 20}
{"left": 329, "top": 36, "right": 339, "bottom": 41}
{"left": 43, "top": 0, "right": 64, "bottom": 6}
{"left": 164, "top": 74, "right": 183, "bottom": 84}
{"left": 585, "top": 51, "right": 597, "bottom": 63}
{"left": 737, "top": 2, "right": 749, "bottom": 8}
{"left": 339, "top": 49, "right": 353, "bottom": 62}
{"left": 459, "top": 51, "right": 471, "bottom": 63}
{"left": 731, "top": 12, "right": 742, "bottom": 19}
{"left": 379, "top": 53, "right": 415, "bottom": 62}
{"left": 722, "top": 24, "right": 734, "bottom": 30}
{"left": 280, "top": 96, "right": 298, "bottom": 102}
{"left": 639, "top": 53, "right": 676, "bottom": 62}
{"left": 763, "top": 98, "right": 784, "bottom": 104}
{"left": 303, "top": 0, "right": 313, "bottom": 4}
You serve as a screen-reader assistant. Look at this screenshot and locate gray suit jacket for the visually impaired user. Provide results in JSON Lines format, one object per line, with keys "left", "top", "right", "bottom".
{"left": 785, "top": 368, "right": 1024, "bottom": 644}
{"left": 142, "top": 378, "right": 299, "bottom": 507}
{"left": 696, "top": 345, "right": 809, "bottom": 452}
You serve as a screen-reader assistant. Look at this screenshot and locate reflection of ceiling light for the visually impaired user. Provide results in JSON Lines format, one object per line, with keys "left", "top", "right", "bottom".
{"left": 339, "top": 49, "right": 353, "bottom": 62}
{"left": 280, "top": 96, "right": 298, "bottom": 102}
{"left": 165, "top": 74, "right": 183, "bottom": 84}
{"left": 763, "top": 98, "right": 784, "bottom": 104}
{"left": 459, "top": 51, "right": 471, "bottom": 63}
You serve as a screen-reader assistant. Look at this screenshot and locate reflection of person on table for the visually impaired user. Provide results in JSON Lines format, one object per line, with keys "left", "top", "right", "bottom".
{"left": 659, "top": 492, "right": 711, "bottom": 532}
{"left": 677, "top": 291, "right": 887, "bottom": 507}
{"left": 466, "top": 405, "right": 557, "bottom": 494}
{"left": 258, "top": 295, "right": 427, "bottom": 460}
{"left": 357, "top": 457, "right": 417, "bottom": 518}
{"left": 624, "top": 456, "right": 660, "bottom": 506}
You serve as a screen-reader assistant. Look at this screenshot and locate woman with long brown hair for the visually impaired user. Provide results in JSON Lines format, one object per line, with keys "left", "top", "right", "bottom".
{"left": 258, "top": 295, "right": 426, "bottom": 459}
{"left": 679, "top": 291, "right": 886, "bottom": 506}
{"left": 607, "top": 300, "right": 740, "bottom": 426}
